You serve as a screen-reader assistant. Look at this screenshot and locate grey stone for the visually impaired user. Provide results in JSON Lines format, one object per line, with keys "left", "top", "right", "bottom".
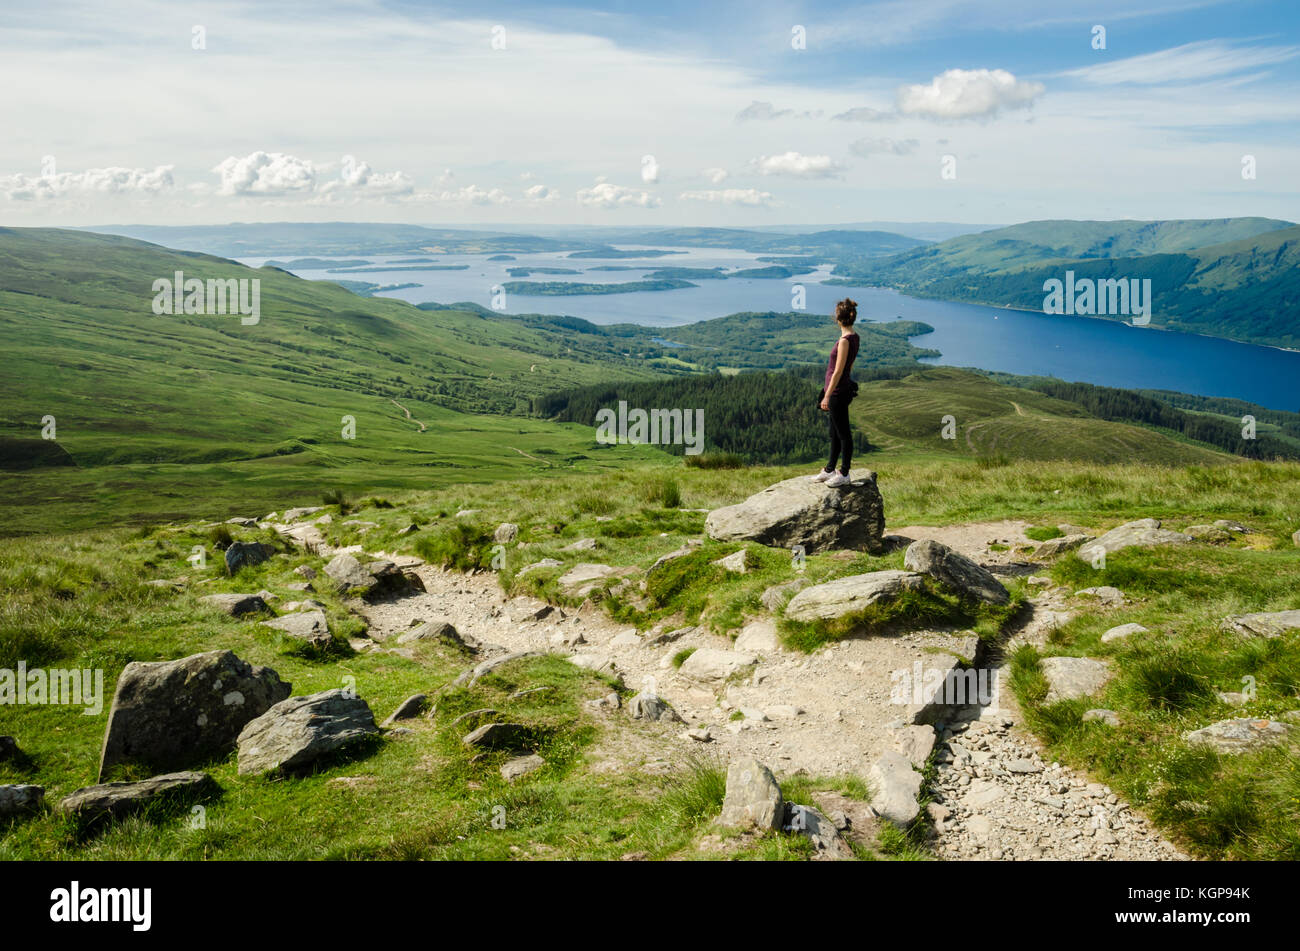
{"left": 903, "top": 539, "right": 1008, "bottom": 604}
{"left": 282, "top": 506, "right": 323, "bottom": 522}
{"left": 261, "top": 610, "right": 332, "bottom": 649}
{"left": 382, "top": 693, "right": 428, "bottom": 727}
{"left": 678, "top": 648, "right": 757, "bottom": 683}
{"left": 783, "top": 570, "right": 925, "bottom": 622}
{"left": 1220, "top": 609, "right": 1300, "bottom": 639}
{"left": 1033, "top": 533, "right": 1092, "bottom": 558}
{"left": 396, "top": 619, "right": 480, "bottom": 652}
{"left": 461, "top": 722, "right": 533, "bottom": 751}
{"left": 99, "top": 649, "right": 290, "bottom": 781}
{"left": 516, "top": 559, "right": 562, "bottom": 577}
{"left": 868, "top": 750, "right": 922, "bottom": 826}
{"left": 760, "top": 577, "right": 812, "bottom": 612}
{"left": 643, "top": 625, "right": 694, "bottom": 647}
{"left": 60, "top": 772, "right": 218, "bottom": 824}
{"left": 0, "top": 784, "right": 43, "bottom": 817}
{"left": 453, "top": 651, "right": 546, "bottom": 687}
{"left": 705, "top": 470, "right": 886, "bottom": 555}
{"left": 224, "top": 541, "right": 275, "bottom": 575}
{"left": 1183, "top": 717, "right": 1291, "bottom": 755}
{"left": 557, "top": 563, "right": 634, "bottom": 597}
{"left": 1083, "top": 708, "right": 1121, "bottom": 726}
{"left": 1214, "top": 520, "right": 1249, "bottom": 533}
{"left": 199, "top": 592, "right": 271, "bottom": 617}
{"left": 714, "top": 549, "right": 750, "bottom": 574}
{"left": 891, "top": 724, "right": 937, "bottom": 768}
{"left": 785, "top": 804, "right": 853, "bottom": 859}
{"left": 501, "top": 754, "right": 545, "bottom": 781}
{"left": 236, "top": 689, "right": 380, "bottom": 775}
{"left": 628, "top": 692, "right": 684, "bottom": 722}
{"left": 718, "top": 757, "right": 783, "bottom": 831}
{"left": 1075, "top": 586, "right": 1125, "bottom": 606}
{"left": 494, "top": 522, "right": 519, "bottom": 543}
{"left": 734, "top": 618, "right": 780, "bottom": 653}
{"left": 1041, "top": 656, "right": 1113, "bottom": 702}
{"left": 1077, "top": 518, "right": 1194, "bottom": 564}
{"left": 562, "top": 538, "right": 598, "bottom": 552}
{"left": 1100, "top": 622, "right": 1148, "bottom": 644}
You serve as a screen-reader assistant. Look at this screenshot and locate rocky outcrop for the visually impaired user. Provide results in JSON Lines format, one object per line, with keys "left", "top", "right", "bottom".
{"left": 705, "top": 471, "right": 886, "bottom": 555}
{"left": 323, "top": 553, "right": 423, "bottom": 600}
{"left": 236, "top": 690, "right": 380, "bottom": 776}
{"left": 1033, "top": 533, "right": 1092, "bottom": 558}
{"left": 99, "top": 650, "right": 290, "bottom": 781}
{"left": 903, "top": 539, "right": 1008, "bottom": 604}
{"left": 60, "top": 772, "right": 218, "bottom": 825}
{"left": 1220, "top": 609, "right": 1300, "bottom": 639}
{"left": 1077, "top": 518, "right": 1194, "bottom": 564}
{"left": 382, "top": 694, "right": 428, "bottom": 726}
{"left": 461, "top": 722, "right": 533, "bottom": 751}
{"left": 627, "top": 692, "right": 683, "bottom": 722}
{"left": 718, "top": 757, "right": 783, "bottom": 830}
{"left": 1183, "top": 717, "right": 1291, "bottom": 754}
{"left": 1100, "top": 622, "right": 1148, "bottom": 644}
{"left": 557, "top": 563, "right": 634, "bottom": 597}
{"left": 782, "top": 570, "right": 924, "bottom": 623}
{"left": 395, "top": 619, "right": 480, "bottom": 651}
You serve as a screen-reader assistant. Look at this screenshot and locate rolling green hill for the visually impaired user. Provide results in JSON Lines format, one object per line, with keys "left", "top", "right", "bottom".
{"left": 0, "top": 228, "right": 676, "bottom": 534}
{"left": 830, "top": 218, "right": 1300, "bottom": 348}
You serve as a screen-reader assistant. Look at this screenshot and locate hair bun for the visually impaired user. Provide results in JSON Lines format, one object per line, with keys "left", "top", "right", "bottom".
{"left": 835, "top": 297, "right": 858, "bottom": 324}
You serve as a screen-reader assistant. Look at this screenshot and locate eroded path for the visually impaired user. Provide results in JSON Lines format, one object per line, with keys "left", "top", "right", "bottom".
{"left": 352, "top": 519, "right": 1187, "bottom": 861}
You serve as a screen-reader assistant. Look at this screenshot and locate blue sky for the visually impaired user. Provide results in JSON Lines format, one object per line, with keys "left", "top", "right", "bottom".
{"left": 1, "top": 0, "right": 1297, "bottom": 227}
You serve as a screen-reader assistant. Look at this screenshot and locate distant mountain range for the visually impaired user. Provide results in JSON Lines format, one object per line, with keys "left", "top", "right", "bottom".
{"left": 829, "top": 217, "right": 1300, "bottom": 349}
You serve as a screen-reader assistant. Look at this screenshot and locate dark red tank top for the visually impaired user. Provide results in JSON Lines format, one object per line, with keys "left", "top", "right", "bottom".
{"left": 824, "top": 333, "right": 859, "bottom": 395}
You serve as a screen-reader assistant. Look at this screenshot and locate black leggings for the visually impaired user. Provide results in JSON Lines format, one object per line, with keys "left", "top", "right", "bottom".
{"left": 825, "top": 394, "right": 853, "bottom": 475}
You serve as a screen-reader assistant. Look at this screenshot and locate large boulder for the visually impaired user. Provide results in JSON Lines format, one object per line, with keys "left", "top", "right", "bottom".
{"left": 236, "top": 689, "right": 380, "bottom": 776}
{"left": 1077, "top": 518, "right": 1194, "bottom": 564}
{"left": 718, "top": 757, "right": 783, "bottom": 831}
{"left": 99, "top": 650, "right": 291, "bottom": 781}
{"left": 705, "top": 471, "right": 886, "bottom": 555}
{"left": 557, "top": 563, "right": 634, "bottom": 597}
{"left": 903, "top": 539, "right": 1008, "bottom": 604}
{"left": 783, "top": 570, "right": 924, "bottom": 623}
{"left": 1033, "top": 533, "right": 1092, "bottom": 558}
{"left": 1220, "top": 610, "right": 1300, "bottom": 639}
{"left": 224, "top": 541, "right": 275, "bottom": 575}
{"left": 60, "top": 772, "right": 218, "bottom": 825}
{"left": 323, "top": 553, "right": 422, "bottom": 600}
{"left": 1183, "top": 717, "right": 1291, "bottom": 755}
{"left": 1040, "top": 656, "right": 1112, "bottom": 702}
{"left": 785, "top": 803, "right": 853, "bottom": 860}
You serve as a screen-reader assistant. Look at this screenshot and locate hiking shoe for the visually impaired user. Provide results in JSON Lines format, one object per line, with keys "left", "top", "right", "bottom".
{"left": 824, "top": 472, "right": 851, "bottom": 487}
{"left": 810, "top": 469, "right": 833, "bottom": 483}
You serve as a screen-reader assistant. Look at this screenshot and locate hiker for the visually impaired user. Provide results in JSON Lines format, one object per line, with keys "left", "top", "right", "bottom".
{"left": 810, "top": 298, "right": 860, "bottom": 487}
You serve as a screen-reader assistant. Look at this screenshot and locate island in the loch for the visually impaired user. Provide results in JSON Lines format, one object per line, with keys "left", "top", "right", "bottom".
{"left": 502, "top": 278, "right": 697, "bottom": 295}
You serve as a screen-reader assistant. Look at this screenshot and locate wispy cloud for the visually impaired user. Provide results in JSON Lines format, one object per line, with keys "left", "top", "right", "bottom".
{"left": 1063, "top": 39, "right": 1300, "bottom": 85}
{"left": 897, "top": 68, "right": 1044, "bottom": 119}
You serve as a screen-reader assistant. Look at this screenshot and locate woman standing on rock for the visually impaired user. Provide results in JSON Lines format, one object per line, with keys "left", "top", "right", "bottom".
{"left": 811, "top": 298, "right": 860, "bottom": 487}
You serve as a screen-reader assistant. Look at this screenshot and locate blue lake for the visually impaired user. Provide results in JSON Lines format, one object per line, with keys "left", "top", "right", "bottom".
{"left": 242, "top": 247, "right": 1300, "bottom": 412}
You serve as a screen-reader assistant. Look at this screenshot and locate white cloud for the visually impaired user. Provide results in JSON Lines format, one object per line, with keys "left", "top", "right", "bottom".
{"left": 897, "top": 68, "right": 1044, "bottom": 119}
{"left": 702, "top": 167, "right": 729, "bottom": 184}
{"left": 576, "top": 182, "right": 661, "bottom": 208}
{"left": 751, "top": 152, "right": 843, "bottom": 178}
{"left": 831, "top": 106, "right": 896, "bottom": 122}
{"left": 736, "top": 100, "right": 821, "bottom": 121}
{"left": 431, "top": 184, "right": 511, "bottom": 204}
{"left": 640, "top": 155, "right": 660, "bottom": 183}
{"left": 318, "top": 155, "right": 414, "bottom": 198}
{"left": 849, "top": 137, "right": 920, "bottom": 157}
{"left": 524, "top": 184, "right": 558, "bottom": 201}
{"left": 213, "top": 151, "right": 316, "bottom": 196}
{"left": 1, "top": 165, "right": 174, "bottom": 201}
{"left": 1063, "top": 40, "right": 1300, "bottom": 86}
{"left": 679, "top": 188, "right": 773, "bottom": 206}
